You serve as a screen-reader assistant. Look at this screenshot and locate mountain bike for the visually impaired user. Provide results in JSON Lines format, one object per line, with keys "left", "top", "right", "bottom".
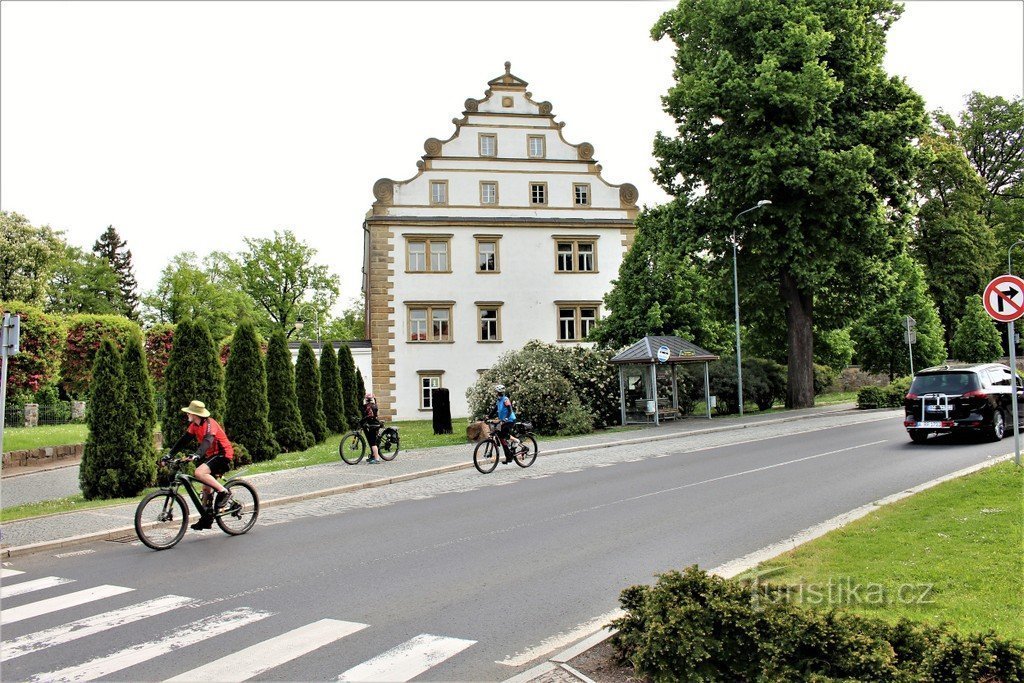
{"left": 134, "top": 455, "right": 259, "bottom": 550}
{"left": 339, "top": 422, "right": 400, "bottom": 465}
{"left": 473, "top": 419, "right": 538, "bottom": 474}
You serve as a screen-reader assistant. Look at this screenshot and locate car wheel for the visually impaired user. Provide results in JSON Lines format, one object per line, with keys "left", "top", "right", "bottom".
{"left": 909, "top": 431, "right": 929, "bottom": 444}
{"left": 986, "top": 409, "right": 1006, "bottom": 442}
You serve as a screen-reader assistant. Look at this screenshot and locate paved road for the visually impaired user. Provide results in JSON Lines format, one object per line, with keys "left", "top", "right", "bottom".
{"left": 1, "top": 412, "right": 1009, "bottom": 681}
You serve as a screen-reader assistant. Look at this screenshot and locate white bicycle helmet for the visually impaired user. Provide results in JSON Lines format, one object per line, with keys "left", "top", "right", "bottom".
{"left": 494, "top": 384, "right": 506, "bottom": 393}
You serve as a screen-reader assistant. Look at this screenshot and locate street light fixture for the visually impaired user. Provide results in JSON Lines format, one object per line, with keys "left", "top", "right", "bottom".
{"left": 731, "top": 199, "right": 772, "bottom": 416}
{"left": 294, "top": 304, "right": 320, "bottom": 345}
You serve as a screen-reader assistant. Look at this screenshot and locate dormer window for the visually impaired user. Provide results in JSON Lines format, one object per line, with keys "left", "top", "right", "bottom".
{"left": 528, "top": 135, "right": 546, "bottom": 159}
{"left": 479, "top": 134, "right": 497, "bottom": 157}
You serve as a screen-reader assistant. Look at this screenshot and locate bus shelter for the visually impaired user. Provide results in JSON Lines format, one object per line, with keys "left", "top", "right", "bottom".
{"left": 609, "top": 336, "right": 720, "bottom": 426}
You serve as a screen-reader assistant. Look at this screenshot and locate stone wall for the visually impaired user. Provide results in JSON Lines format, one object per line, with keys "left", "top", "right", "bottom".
{"left": 2, "top": 432, "right": 164, "bottom": 472}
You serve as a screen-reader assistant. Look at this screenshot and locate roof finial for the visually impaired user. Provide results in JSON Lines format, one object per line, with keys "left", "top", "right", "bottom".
{"left": 504, "top": 61, "right": 511, "bottom": 75}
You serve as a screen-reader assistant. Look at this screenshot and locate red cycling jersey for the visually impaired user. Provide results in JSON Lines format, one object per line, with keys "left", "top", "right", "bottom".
{"left": 187, "top": 417, "right": 234, "bottom": 460}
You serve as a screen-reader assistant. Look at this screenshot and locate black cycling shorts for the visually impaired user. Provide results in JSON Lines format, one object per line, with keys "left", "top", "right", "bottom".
{"left": 199, "top": 454, "right": 232, "bottom": 477}
{"left": 363, "top": 427, "right": 380, "bottom": 447}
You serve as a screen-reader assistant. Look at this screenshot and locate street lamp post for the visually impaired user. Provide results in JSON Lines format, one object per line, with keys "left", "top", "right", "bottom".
{"left": 731, "top": 200, "right": 772, "bottom": 416}
{"left": 294, "top": 304, "right": 320, "bottom": 346}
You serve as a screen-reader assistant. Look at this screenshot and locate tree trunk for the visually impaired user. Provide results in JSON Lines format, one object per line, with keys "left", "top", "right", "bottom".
{"left": 782, "top": 273, "right": 815, "bottom": 408}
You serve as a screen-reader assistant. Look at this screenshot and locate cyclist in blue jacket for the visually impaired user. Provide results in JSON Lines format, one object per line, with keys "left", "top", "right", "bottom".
{"left": 491, "top": 384, "right": 525, "bottom": 461}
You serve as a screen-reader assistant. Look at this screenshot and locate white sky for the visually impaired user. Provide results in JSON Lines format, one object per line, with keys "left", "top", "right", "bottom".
{"left": 2, "top": 1, "right": 1022, "bottom": 314}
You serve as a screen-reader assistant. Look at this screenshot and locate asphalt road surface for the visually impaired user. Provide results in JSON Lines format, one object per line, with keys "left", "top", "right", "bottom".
{"left": 1, "top": 412, "right": 1009, "bottom": 681}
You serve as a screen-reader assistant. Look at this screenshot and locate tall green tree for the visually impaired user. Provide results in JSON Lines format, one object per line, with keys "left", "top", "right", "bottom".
{"left": 337, "top": 344, "right": 361, "bottom": 426}
{"left": 651, "top": 0, "right": 927, "bottom": 407}
{"left": 851, "top": 254, "right": 946, "bottom": 380}
{"left": 0, "top": 212, "right": 65, "bottom": 305}
{"left": 223, "top": 230, "right": 340, "bottom": 338}
{"left": 224, "top": 321, "right": 279, "bottom": 461}
{"left": 912, "top": 130, "right": 998, "bottom": 347}
{"left": 319, "top": 342, "right": 347, "bottom": 433}
{"left": 161, "top": 320, "right": 225, "bottom": 442}
{"left": 79, "top": 341, "right": 139, "bottom": 499}
{"left": 121, "top": 334, "right": 158, "bottom": 492}
{"left": 264, "top": 329, "right": 313, "bottom": 452}
{"left": 355, "top": 368, "right": 366, "bottom": 411}
{"left": 951, "top": 295, "right": 1002, "bottom": 363}
{"left": 320, "top": 299, "right": 366, "bottom": 341}
{"left": 295, "top": 341, "right": 328, "bottom": 443}
{"left": 46, "top": 244, "right": 122, "bottom": 315}
{"left": 92, "top": 225, "right": 139, "bottom": 320}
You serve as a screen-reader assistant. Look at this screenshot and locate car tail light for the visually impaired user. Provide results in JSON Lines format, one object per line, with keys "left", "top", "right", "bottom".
{"left": 906, "top": 393, "right": 918, "bottom": 399}
{"left": 962, "top": 390, "right": 988, "bottom": 399}
{"left": 904, "top": 419, "right": 916, "bottom": 427}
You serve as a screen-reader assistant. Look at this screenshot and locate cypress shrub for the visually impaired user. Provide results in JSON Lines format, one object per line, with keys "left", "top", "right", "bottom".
{"left": 264, "top": 329, "right": 313, "bottom": 452}
{"left": 355, "top": 368, "right": 366, "bottom": 405}
{"left": 337, "top": 344, "right": 360, "bottom": 426}
{"left": 295, "top": 341, "right": 328, "bottom": 443}
{"left": 161, "top": 320, "right": 225, "bottom": 444}
{"left": 224, "top": 321, "right": 279, "bottom": 462}
{"left": 80, "top": 340, "right": 139, "bottom": 499}
{"left": 121, "top": 334, "right": 158, "bottom": 492}
{"left": 319, "top": 342, "right": 347, "bottom": 433}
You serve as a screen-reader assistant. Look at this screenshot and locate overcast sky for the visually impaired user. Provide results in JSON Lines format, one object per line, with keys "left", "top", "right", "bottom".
{"left": 2, "top": 1, "right": 1022, "bottom": 313}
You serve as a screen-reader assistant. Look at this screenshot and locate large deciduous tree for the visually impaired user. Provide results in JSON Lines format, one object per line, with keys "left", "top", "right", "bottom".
{"left": 46, "top": 244, "right": 122, "bottom": 315}
{"left": 0, "top": 212, "right": 64, "bottom": 305}
{"left": 92, "top": 225, "right": 139, "bottom": 320}
{"left": 951, "top": 294, "right": 1002, "bottom": 363}
{"left": 651, "top": 0, "right": 927, "bottom": 407}
{"left": 224, "top": 321, "right": 280, "bottom": 461}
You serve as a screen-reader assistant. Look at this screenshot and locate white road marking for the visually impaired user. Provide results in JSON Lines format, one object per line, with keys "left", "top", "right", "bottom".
{"left": 54, "top": 549, "right": 96, "bottom": 559}
{"left": 166, "top": 618, "right": 369, "bottom": 682}
{"left": 29, "top": 607, "right": 272, "bottom": 682}
{"left": 2, "top": 568, "right": 26, "bottom": 578}
{"left": 1, "top": 585, "right": 134, "bottom": 625}
{"left": 497, "top": 610, "right": 623, "bottom": 667}
{"left": 337, "top": 634, "right": 475, "bottom": 682}
{"left": 1, "top": 595, "right": 196, "bottom": 662}
{"left": 1, "top": 576, "right": 75, "bottom": 598}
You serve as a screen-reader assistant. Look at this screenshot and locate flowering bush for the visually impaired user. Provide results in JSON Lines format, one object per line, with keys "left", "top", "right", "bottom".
{"left": 0, "top": 301, "right": 64, "bottom": 399}
{"left": 145, "top": 324, "right": 174, "bottom": 393}
{"left": 62, "top": 315, "right": 142, "bottom": 398}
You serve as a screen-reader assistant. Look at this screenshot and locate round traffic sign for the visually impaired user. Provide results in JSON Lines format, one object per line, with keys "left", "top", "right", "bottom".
{"left": 657, "top": 345, "right": 670, "bottom": 363}
{"left": 983, "top": 274, "right": 1024, "bottom": 323}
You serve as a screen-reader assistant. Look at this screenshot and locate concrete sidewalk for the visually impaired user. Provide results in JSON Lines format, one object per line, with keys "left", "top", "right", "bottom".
{"left": 0, "top": 404, "right": 858, "bottom": 558}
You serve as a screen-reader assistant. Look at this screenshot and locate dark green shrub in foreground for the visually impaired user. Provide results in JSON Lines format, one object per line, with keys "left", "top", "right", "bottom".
{"left": 611, "top": 566, "right": 1024, "bottom": 683}
{"left": 121, "top": 335, "right": 158, "bottom": 491}
{"left": 161, "top": 320, "right": 224, "bottom": 443}
{"left": 224, "top": 321, "right": 279, "bottom": 462}
{"left": 295, "top": 341, "right": 328, "bottom": 443}
{"left": 858, "top": 376, "right": 912, "bottom": 409}
{"left": 337, "top": 344, "right": 360, "bottom": 427}
{"left": 264, "top": 330, "right": 313, "bottom": 452}
{"left": 80, "top": 341, "right": 142, "bottom": 499}
{"left": 319, "top": 342, "right": 347, "bottom": 433}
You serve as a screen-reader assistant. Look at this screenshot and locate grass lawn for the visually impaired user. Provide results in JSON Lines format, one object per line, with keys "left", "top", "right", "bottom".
{"left": 740, "top": 461, "right": 1023, "bottom": 641}
{"left": 3, "top": 423, "right": 88, "bottom": 452}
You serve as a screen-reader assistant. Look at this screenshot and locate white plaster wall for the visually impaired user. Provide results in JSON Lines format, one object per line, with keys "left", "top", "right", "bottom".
{"left": 393, "top": 171, "right": 622, "bottom": 209}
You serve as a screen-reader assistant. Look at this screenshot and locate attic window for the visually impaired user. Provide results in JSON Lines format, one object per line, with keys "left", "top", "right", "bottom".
{"left": 502, "top": 97, "right": 513, "bottom": 107}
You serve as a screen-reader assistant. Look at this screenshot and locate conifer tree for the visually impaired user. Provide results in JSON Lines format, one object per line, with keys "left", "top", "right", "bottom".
{"left": 225, "top": 321, "right": 280, "bottom": 461}
{"left": 161, "top": 320, "right": 225, "bottom": 442}
{"left": 80, "top": 340, "right": 138, "bottom": 499}
{"left": 295, "top": 341, "right": 328, "bottom": 443}
{"left": 92, "top": 225, "right": 139, "bottom": 320}
{"left": 319, "top": 342, "right": 347, "bottom": 433}
{"left": 951, "top": 294, "right": 1003, "bottom": 363}
{"left": 355, "top": 368, "right": 366, "bottom": 407}
{"left": 337, "top": 344, "right": 360, "bottom": 426}
{"left": 265, "top": 330, "right": 313, "bottom": 451}
{"left": 121, "top": 333, "right": 158, "bottom": 492}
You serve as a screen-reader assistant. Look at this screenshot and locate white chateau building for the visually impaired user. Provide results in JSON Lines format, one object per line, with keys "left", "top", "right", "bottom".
{"left": 363, "top": 63, "right": 638, "bottom": 421}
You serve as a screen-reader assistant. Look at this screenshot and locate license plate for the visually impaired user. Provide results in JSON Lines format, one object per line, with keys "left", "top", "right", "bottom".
{"left": 916, "top": 421, "right": 943, "bottom": 428}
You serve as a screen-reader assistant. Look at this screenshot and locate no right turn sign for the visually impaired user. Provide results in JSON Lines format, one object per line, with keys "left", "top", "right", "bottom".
{"left": 983, "top": 274, "right": 1024, "bottom": 323}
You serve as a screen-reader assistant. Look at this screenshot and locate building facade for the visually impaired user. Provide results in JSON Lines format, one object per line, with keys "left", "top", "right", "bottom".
{"left": 363, "top": 63, "right": 638, "bottom": 421}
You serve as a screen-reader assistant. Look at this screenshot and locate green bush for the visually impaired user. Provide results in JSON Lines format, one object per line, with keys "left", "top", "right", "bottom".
{"left": 611, "top": 566, "right": 1024, "bottom": 683}
{"left": 161, "top": 320, "right": 224, "bottom": 444}
{"left": 337, "top": 345, "right": 361, "bottom": 426}
{"left": 295, "top": 341, "right": 328, "bottom": 443}
{"left": 319, "top": 343, "right": 347, "bottom": 433}
{"left": 34, "top": 385, "right": 71, "bottom": 422}
{"left": 556, "top": 398, "right": 594, "bottom": 436}
{"left": 264, "top": 330, "right": 313, "bottom": 452}
{"left": 813, "top": 363, "right": 840, "bottom": 395}
{"left": 859, "top": 376, "right": 913, "bottom": 409}
{"left": 61, "top": 314, "right": 141, "bottom": 398}
{"left": 231, "top": 441, "right": 252, "bottom": 468}
{"left": 0, "top": 301, "right": 64, "bottom": 398}
{"left": 857, "top": 385, "right": 887, "bottom": 409}
{"left": 746, "top": 358, "right": 787, "bottom": 410}
{"left": 224, "top": 321, "right": 279, "bottom": 462}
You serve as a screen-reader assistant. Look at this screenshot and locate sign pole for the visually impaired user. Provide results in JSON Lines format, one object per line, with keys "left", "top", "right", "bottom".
{"left": 982, "top": 274, "right": 1024, "bottom": 467}
{"left": 1009, "top": 319, "right": 1020, "bottom": 466}
{"left": 0, "top": 313, "right": 11, "bottom": 457}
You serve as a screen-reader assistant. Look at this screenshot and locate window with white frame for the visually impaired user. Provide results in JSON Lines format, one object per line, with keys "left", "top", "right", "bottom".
{"left": 557, "top": 304, "right": 600, "bottom": 341}
{"left": 573, "top": 183, "right": 591, "bottom": 206}
{"left": 530, "top": 182, "right": 547, "bottom": 205}
{"left": 479, "top": 134, "right": 497, "bottom": 157}
{"left": 407, "top": 303, "right": 454, "bottom": 342}
{"left": 528, "top": 135, "right": 546, "bottom": 158}
{"left": 480, "top": 181, "right": 498, "bottom": 205}
{"left": 476, "top": 236, "right": 500, "bottom": 272}
{"left": 554, "top": 238, "right": 597, "bottom": 273}
{"left": 405, "top": 235, "right": 451, "bottom": 273}
{"left": 430, "top": 180, "right": 448, "bottom": 205}
{"left": 418, "top": 373, "right": 442, "bottom": 410}
{"left": 477, "top": 304, "right": 502, "bottom": 342}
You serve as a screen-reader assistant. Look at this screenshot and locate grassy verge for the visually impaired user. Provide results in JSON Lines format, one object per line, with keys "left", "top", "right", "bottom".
{"left": 3, "top": 424, "right": 88, "bottom": 452}
{"left": 739, "top": 461, "right": 1023, "bottom": 641}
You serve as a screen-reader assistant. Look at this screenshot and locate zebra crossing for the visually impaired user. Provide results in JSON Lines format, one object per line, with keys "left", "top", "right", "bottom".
{"left": 0, "top": 568, "right": 477, "bottom": 682}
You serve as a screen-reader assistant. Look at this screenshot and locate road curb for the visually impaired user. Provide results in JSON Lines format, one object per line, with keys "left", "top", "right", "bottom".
{"left": 1, "top": 405, "right": 867, "bottom": 559}
{"left": 507, "top": 451, "right": 1016, "bottom": 682}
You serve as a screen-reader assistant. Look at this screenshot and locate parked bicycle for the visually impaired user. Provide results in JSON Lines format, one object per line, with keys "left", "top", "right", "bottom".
{"left": 473, "top": 419, "right": 538, "bottom": 474}
{"left": 134, "top": 455, "right": 259, "bottom": 550}
{"left": 339, "top": 422, "right": 400, "bottom": 465}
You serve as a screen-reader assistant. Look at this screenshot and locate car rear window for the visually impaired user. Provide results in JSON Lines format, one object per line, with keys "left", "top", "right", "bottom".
{"left": 909, "top": 372, "right": 980, "bottom": 395}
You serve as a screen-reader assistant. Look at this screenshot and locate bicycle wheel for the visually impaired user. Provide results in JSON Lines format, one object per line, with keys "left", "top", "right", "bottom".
{"left": 216, "top": 479, "right": 259, "bottom": 535}
{"left": 514, "top": 434, "right": 538, "bottom": 468}
{"left": 473, "top": 439, "right": 499, "bottom": 474}
{"left": 378, "top": 428, "right": 400, "bottom": 461}
{"left": 339, "top": 432, "right": 366, "bottom": 464}
{"left": 135, "top": 491, "right": 189, "bottom": 550}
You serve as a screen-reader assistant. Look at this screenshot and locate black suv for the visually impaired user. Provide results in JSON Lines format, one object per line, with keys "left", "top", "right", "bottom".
{"left": 903, "top": 363, "right": 1023, "bottom": 443}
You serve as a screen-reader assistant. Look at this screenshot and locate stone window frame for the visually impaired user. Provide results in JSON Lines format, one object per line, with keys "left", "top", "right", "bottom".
{"left": 429, "top": 179, "right": 449, "bottom": 206}
{"left": 417, "top": 370, "right": 444, "bottom": 411}
{"left": 479, "top": 180, "right": 499, "bottom": 206}
{"left": 573, "top": 183, "right": 591, "bottom": 207}
{"left": 478, "top": 133, "right": 498, "bottom": 158}
{"left": 405, "top": 301, "right": 455, "bottom": 343}
{"left": 527, "top": 135, "right": 546, "bottom": 159}
{"left": 474, "top": 234, "right": 501, "bottom": 273}
{"left": 404, "top": 234, "right": 453, "bottom": 274}
{"left": 552, "top": 235, "right": 599, "bottom": 273}
{"left": 475, "top": 300, "right": 504, "bottom": 343}
{"left": 529, "top": 181, "right": 548, "bottom": 206}
{"left": 554, "top": 301, "right": 601, "bottom": 342}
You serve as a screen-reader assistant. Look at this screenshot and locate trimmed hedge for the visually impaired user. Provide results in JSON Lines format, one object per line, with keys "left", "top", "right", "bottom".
{"left": 144, "top": 323, "right": 174, "bottom": 394}
{"left": 612, "top": 566, "right": 1023, "bottom": 682}
{"left": 0, "top": 301, "right": 64, "bottom": 401}
{"left": 61, "top": 314, "right": 142, "bottom": 398}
